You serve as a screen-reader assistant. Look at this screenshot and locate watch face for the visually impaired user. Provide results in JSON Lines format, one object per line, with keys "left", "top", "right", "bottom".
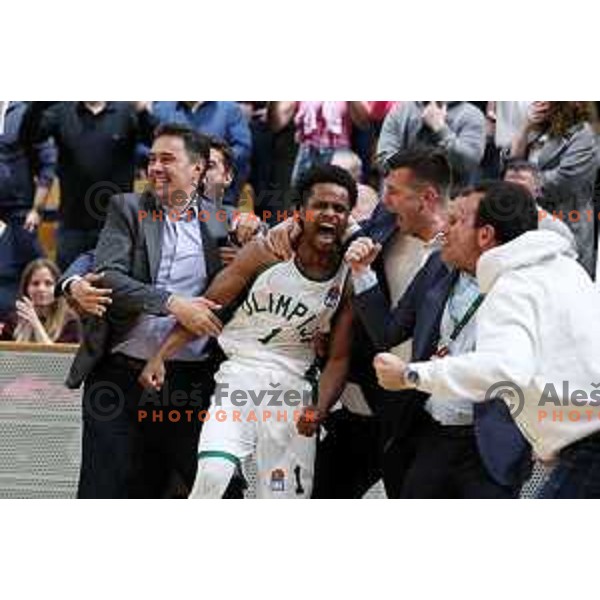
{"left": 406, "top": 369, "right": 419, "bottom": 386}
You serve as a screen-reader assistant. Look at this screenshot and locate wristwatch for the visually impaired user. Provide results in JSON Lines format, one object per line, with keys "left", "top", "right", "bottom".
{"left": 404, "top": 365, "right": 420, "bottom": 389}
{"left": 63, "top": 275, "right": 82, "bottom": 297}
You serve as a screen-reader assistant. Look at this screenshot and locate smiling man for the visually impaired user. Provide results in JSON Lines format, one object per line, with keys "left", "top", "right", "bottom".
{"left": 348, "top": 182, "right": 535, "bottom": 497}
{"left": 139, "top": 164, "right": 356, "bottom": 498}
{"left": 372, "top": 180, "right": 600, "bottom": 498}
{"left": 70, "top": 123, "right": 229, "bottom": 499}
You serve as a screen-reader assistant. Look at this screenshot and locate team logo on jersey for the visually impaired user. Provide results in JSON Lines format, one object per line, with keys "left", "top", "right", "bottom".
{"left": 324, "top": 286, "right": 341, "bottom": 308}
{"left": 270, "top": 468, "right": 286, "bottom": 492}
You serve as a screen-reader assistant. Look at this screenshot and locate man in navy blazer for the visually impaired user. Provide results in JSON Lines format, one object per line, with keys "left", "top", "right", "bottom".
{"left": 349, "top": 182, "right": 530, "bottom": 497}
{"left": 311, "top": 148, "right": 453, "bottom": 498}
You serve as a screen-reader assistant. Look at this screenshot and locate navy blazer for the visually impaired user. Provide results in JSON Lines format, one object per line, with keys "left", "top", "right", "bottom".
{"left": 55, "top": 250, "right": 96, "bottom": 297}
{"left": 345, "top": 204, "right": 418, "bottom": 415}
{"left": 353, "top": 251, "right": 530, "bottom": 489}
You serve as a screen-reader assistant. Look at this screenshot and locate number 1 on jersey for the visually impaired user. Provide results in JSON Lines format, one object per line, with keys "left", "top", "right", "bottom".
{"left": 259, "top": 327, "right": 282, "bottom": 345}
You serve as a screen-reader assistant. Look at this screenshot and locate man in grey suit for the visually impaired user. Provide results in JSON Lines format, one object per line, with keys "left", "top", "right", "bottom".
{"left": 70, "top": 123, "right": 230, "bottom": 499}
{"left": 377, "top": 101, "right": 486, "bottom": 187}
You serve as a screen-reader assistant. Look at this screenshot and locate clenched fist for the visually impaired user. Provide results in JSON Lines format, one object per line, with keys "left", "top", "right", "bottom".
{"left": 296, "top": 405, "right": 325, "bottom": 437}
{"left": 344, "top": 237, "right": 382, "bottom": 275}
{"left": 139, "top": 355, "right": 166, "bottom": 391}
{"left": 373, "top": 353, "right": 409, "bottom": 391}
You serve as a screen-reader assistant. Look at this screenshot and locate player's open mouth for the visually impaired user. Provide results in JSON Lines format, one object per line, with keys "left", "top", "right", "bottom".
{"left": 317, "top": 223, "right": 337, "bottom": 242}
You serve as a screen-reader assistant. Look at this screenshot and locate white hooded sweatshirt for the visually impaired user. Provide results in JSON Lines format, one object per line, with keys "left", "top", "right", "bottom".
{"left": 413, "top": 229, "right": 600, "bottom": 459}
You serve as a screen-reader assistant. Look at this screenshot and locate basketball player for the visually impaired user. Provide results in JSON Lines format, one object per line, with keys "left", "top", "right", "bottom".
{"left": 139, "top": 165, "right": 355, "bottom": 498}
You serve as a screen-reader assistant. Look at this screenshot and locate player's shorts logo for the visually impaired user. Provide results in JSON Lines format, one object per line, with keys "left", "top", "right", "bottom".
{"left": 270, "top": 468, "right": 286, "bottom": 492}
{"left": 324, "top": 286, "right": 341, "bottom": 308}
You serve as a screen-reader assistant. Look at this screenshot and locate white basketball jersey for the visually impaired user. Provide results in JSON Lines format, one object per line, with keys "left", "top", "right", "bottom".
{"left": 218, "top": 259, "right": 349, "bottom": 377}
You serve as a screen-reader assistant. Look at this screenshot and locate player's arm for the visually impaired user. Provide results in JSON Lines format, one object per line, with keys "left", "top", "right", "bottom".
{"left": 139, "top": 239, "right": 278, "bottom": 389}
{"left": 205, "top": 237, "right": 278, "bottom": 306}
{"left": 297, "top": 296, "right": 353, "bottom": 437}
{"left": 162, "top": 237, "right": 277, "bottom": 350}
{"left": 318, "top": 299, "right": 353, "bottom": 413}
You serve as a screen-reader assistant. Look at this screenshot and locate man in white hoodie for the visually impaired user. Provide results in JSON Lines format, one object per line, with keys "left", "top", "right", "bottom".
{"left": 373, "top": 181, "right": 600, "bottom": 498}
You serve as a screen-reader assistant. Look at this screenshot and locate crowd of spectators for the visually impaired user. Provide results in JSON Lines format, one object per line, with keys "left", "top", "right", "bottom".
{"left": 2, "top": 100, "right": 600, "bottom": 500}
{"left": 1, "top": 100, "right": 599, "bottom": 347}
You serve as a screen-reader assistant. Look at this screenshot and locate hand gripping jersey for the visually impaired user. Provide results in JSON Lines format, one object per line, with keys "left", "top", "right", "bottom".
{"left": 217, "top": 258, "right": 349, "bottom": 377}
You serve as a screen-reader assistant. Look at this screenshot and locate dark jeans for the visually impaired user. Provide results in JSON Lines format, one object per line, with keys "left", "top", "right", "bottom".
{"left": 400, "top": 416, "right": 515, "bottom": 499}
{"left": 536, "top": 432, "right": 600, "bottom": 498}
{"left": 77, "top": 353, "right": 215, "bottom": 499}
{"left": 57, "top": 227, "right": 101, "bottom": 272}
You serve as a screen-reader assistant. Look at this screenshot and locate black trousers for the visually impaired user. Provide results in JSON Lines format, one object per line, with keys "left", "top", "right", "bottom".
{"left": 312, "top": 409, "right": 382, "bottom": 499}
{"left": 312, "top": 401, "right": 425, "bottom": 499}
{"left": 400, "top": 416, "right": 515, "bottom": 499}
{"left": 77, "top": 353, "right": 216, "bottom": 499}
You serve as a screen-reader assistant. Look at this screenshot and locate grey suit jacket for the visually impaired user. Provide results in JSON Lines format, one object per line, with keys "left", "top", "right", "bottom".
{"left": 534, "top": 122, "right": 599, "bottom": 277}
{"left": 376, "top": 101, "right": 486, "bottom": 183}
{"left": 66, "top": 192, "right": 224, "bottom": 388}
